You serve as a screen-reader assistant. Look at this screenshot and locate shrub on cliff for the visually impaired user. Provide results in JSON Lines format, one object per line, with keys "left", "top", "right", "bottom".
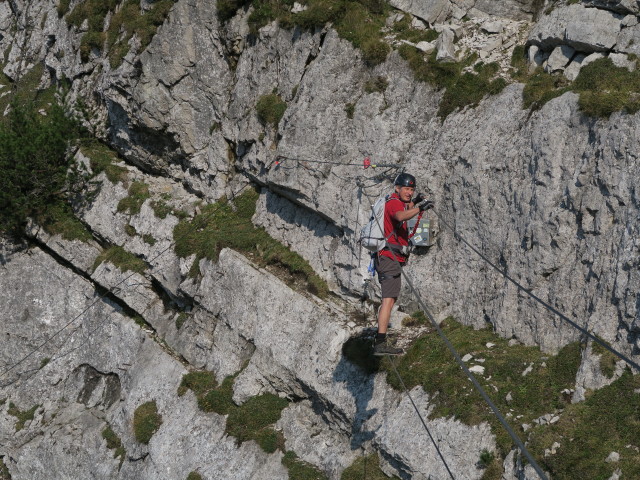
{"left": 0, "top": 101, "right": 82, "bottom": 237}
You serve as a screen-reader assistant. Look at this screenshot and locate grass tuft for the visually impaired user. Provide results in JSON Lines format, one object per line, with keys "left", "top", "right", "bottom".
{"left": 363, "top": 76, "right": 388, "bottom": 94}
{"left": 79, "top": 140, "right": 128, "bottom": 184}
{"left": 7, "top": 403, "right": 39, "bottom": 432}
{"left": 178, "top": 371, "right": 217, "bottom": 397}
{"left": 38, "top": 202, "right": 94, "bottom": 242}
{"left": 522, "top": 68, "right": 570, "bottom": 110}
{"left": 133, "top": 400, "right": 163, "bottom": 444}
{"left": 391, "top": 15, "right": 438, "bottom": 44}
{"left": 186, "top": 472, "right": 203, "bottom": 480}
{"left": 256, "top": 93, "right": 287, "bottom": 128}
{"left": 345, "top": 102, "right": 355, "bottom": 119}
{"left": 340, "top": 453, "right": 400, "bottom": 479}
{"left": 573, "top": 57, "right": 640, "bottom": 117}
{"left": 172, "top": 189, "right": 329, "bottom": 297}
{"left": 117, "top": 181, "right": 151, "bottom": 215}
{"left": 282, "top": 451, "right": 328, "bottom": 480}
{"left": 175, "top": 312, "right": 188, "bottom": 330}
{"left": 591, "top": 340, "right": 618, "bottom": 378}
{"left": 529, "top": 370, "right": 640, "bottom": 479}
{"left": 179, "top": 370, "right": 290, "bottom": 453}
{"left": 93, "top": 245, "right": 148, "bottom": 274}
{"left": 67, "top": 0, "right": 176, "bottom": 68}
{"left": 102, "top": 425, "right": 126, "bottom": 469}
{"left": 398, "top": 47, "right": 506, "bottom": 118}
{"left": 382, "top": 317, "right": 582, "bottom": 454}
{"left": 402, "top": 310, "right": 428, "bottom": 327}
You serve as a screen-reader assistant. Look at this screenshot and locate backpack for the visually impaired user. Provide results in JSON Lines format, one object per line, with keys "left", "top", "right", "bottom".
{"left": 359, "top": 195, "right": 394, "bottom": 252}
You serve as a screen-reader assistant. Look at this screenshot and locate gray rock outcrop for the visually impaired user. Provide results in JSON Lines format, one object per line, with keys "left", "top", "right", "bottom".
{"left": 1, "top": 0, "right": 640, "bottom": 478}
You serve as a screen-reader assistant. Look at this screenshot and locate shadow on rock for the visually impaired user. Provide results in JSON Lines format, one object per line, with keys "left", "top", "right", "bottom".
{"left": 333, "top": 330, "right": 383, "bottom": 450}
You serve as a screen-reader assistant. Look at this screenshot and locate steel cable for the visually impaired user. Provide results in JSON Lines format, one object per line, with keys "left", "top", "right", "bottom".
{"left": 433, "top": 210, "right": 640, "bottom": 373}
{"left": 0, "top": 182, "right": 253, "bottom": 382}
{"left": 366, "top": 198, "right": 549, "bottom": 480}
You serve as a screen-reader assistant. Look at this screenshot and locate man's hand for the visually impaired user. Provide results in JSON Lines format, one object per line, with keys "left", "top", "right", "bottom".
{"left": 417, "top": 199, "right": 434, "bottom": 211}
{"left": 412, "top": 193, "right": 425, "bottom": 205}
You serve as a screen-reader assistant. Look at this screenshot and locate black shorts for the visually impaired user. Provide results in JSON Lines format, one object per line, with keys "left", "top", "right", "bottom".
{"left": 375, "top": 255, "right": 403, "bottom": 298}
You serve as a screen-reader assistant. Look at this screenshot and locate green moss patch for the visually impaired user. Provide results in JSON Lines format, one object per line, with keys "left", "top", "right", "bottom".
{"left": 186, "top": 472, "right": 203, "bottom": 480}
{"left": 282, "top": 451, "right": 328, "bottom": 480}
{"left": 173, "top": 189, "right": 329, "bottom": 298}
{"left": 117, "top": 181, "right": 151, "bottom": 215}
{"left": 65, "top": 0, "right": 175, "bottom": 67}
{"left": 142, "top": 234, "right": 156, "bottom": 245}
{"left": 93, "top": 245, "right": 148, "bottom": 274}
{"left": 521, "top": 68, "right": 570, "bottom": 110}
{"left": 102, "top": 425, "right": 126, "bottom": 469}
{"left": 7, "top": 403, "right": 39, "bottom": 431}
{"left": 402, "top": 310, "right": 428, "bottom": 327}
{"left": 133, "top": 400, "right": 163, "bottom": 444}
{"left": 79, "top": 140, "right": 128, "bottom": 184}
{"left": 516, "top": 52, "right": 640, "bottom": 117}
{"left": 381, "top": 318, "right": 582, "bottom": 454}
{"left": 226, "top": 394, "right": 289, "bottom": 448}
{"left": 391, "top": 15, "right": 439, "bottom": 44}
{"left": 175, "top": 312, "right": 188, "bottom": 330}
{"left": 178, "top": 371, "right": 217, "bottom": 397}
{"left": 572, "top": 57, "right": 640, "bottom": 117}
{"left": 0, "top": 456, "right": 10, "bottom": 480}
{"left": 340, "top": 453, "right": 400, "bottom": 479}
{"left": 363, "top": 75, "right": 388, "bottom": 94}
{"left": 38, "top": 201, "right": 94, "bottom": 242}
{"left": 399, "top": 46, "right": 507, "bottom": 118}
{"left": 591, "top": 339, "right": 619, "bottom": 378}
{"left": 178, "top": 370, "right": 289, "bottom": 453}
{"left": 256, "top": 93, "right": 287, "bottom": 128}
{"left": 529, "top": 370, "right": 640, "bottom": 479}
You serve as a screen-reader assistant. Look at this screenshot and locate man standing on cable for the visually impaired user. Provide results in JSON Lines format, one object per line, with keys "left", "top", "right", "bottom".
{"left": 373, "top": 173, "right": 433, "bottom": 356}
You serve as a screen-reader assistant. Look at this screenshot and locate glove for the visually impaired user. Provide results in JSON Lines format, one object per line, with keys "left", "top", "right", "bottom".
{"left": 412, "top": 193, "right": 425, "bottom": 205}
{"left": 417, "top": 199, "right": 434, "bottom": 211}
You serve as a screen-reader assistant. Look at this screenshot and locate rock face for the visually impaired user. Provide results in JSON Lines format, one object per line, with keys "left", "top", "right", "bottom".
{"left": 1, "top": 0, "right": 640, "bottom": 479}
{"left": 389, "top": 0, "right": 540, "bottom": 23}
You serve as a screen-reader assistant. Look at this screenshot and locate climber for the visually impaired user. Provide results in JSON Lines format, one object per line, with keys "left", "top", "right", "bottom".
{"left": 373, "top": 172, "right": 433, "bottom": 356}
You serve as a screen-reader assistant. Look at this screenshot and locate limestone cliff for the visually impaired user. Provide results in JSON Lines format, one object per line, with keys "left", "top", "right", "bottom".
{"left": 1, "top": 0, "right": 639, "bottom": 479}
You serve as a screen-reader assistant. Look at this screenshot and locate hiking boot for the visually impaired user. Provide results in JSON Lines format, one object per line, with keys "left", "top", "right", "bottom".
{"left": 373, "top": 341, "right": 404, "bottom": 356}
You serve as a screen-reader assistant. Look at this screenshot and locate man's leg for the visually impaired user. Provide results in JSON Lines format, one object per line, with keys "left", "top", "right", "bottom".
{"left": 374, "top": 256, "right": 404, "bottom": 356}
{"left": 377, "top": 297, "right": 396, "bottom": 334}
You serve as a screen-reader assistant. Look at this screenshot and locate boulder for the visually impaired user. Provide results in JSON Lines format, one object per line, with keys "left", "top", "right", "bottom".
{"left": 545, "top": 45, "right": 576, "bottom": 73}
{"left": 474, "top": 0, "right": 540, "bottom": 21}
{"left": 482, "top": 20, "right": 505, "bottom": 34}
{"left": 291, "top": 2, "right": 307, "bottom": 13}
{"left": 581, "top": 0, "right": 640, "bottom": 15}
{"left": 563, "top": 53, "right": 587, "bottom": 81}
{"left": 565, "top": 7, "right": 623, "bottom": 51}
{"left": 528, "top": 44, "right": 545, "bottom": 70}
{"left": 529, "top": 4, "right": 623, "bottom": 52}
{"left": 411, "top": 16, "right": 428, "bottom": 30}
{"left": 609, "top": 52, "right": 636, "bottom": 70}
{"left": 389, "top": 0, "right": 451, "bottom": 24}
{"left": 616, "top": 23, "right": 640, "bottom": 56}
{"left": 436, "top": 27, "right": 457, "bottom": 62}
{"left": 416, "top": 41, "right": 437, "bottom": 54}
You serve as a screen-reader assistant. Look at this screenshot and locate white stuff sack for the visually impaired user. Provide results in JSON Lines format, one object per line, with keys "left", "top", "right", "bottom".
{"left": 359, "top": 196, "right": 388, "bottom": 252}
